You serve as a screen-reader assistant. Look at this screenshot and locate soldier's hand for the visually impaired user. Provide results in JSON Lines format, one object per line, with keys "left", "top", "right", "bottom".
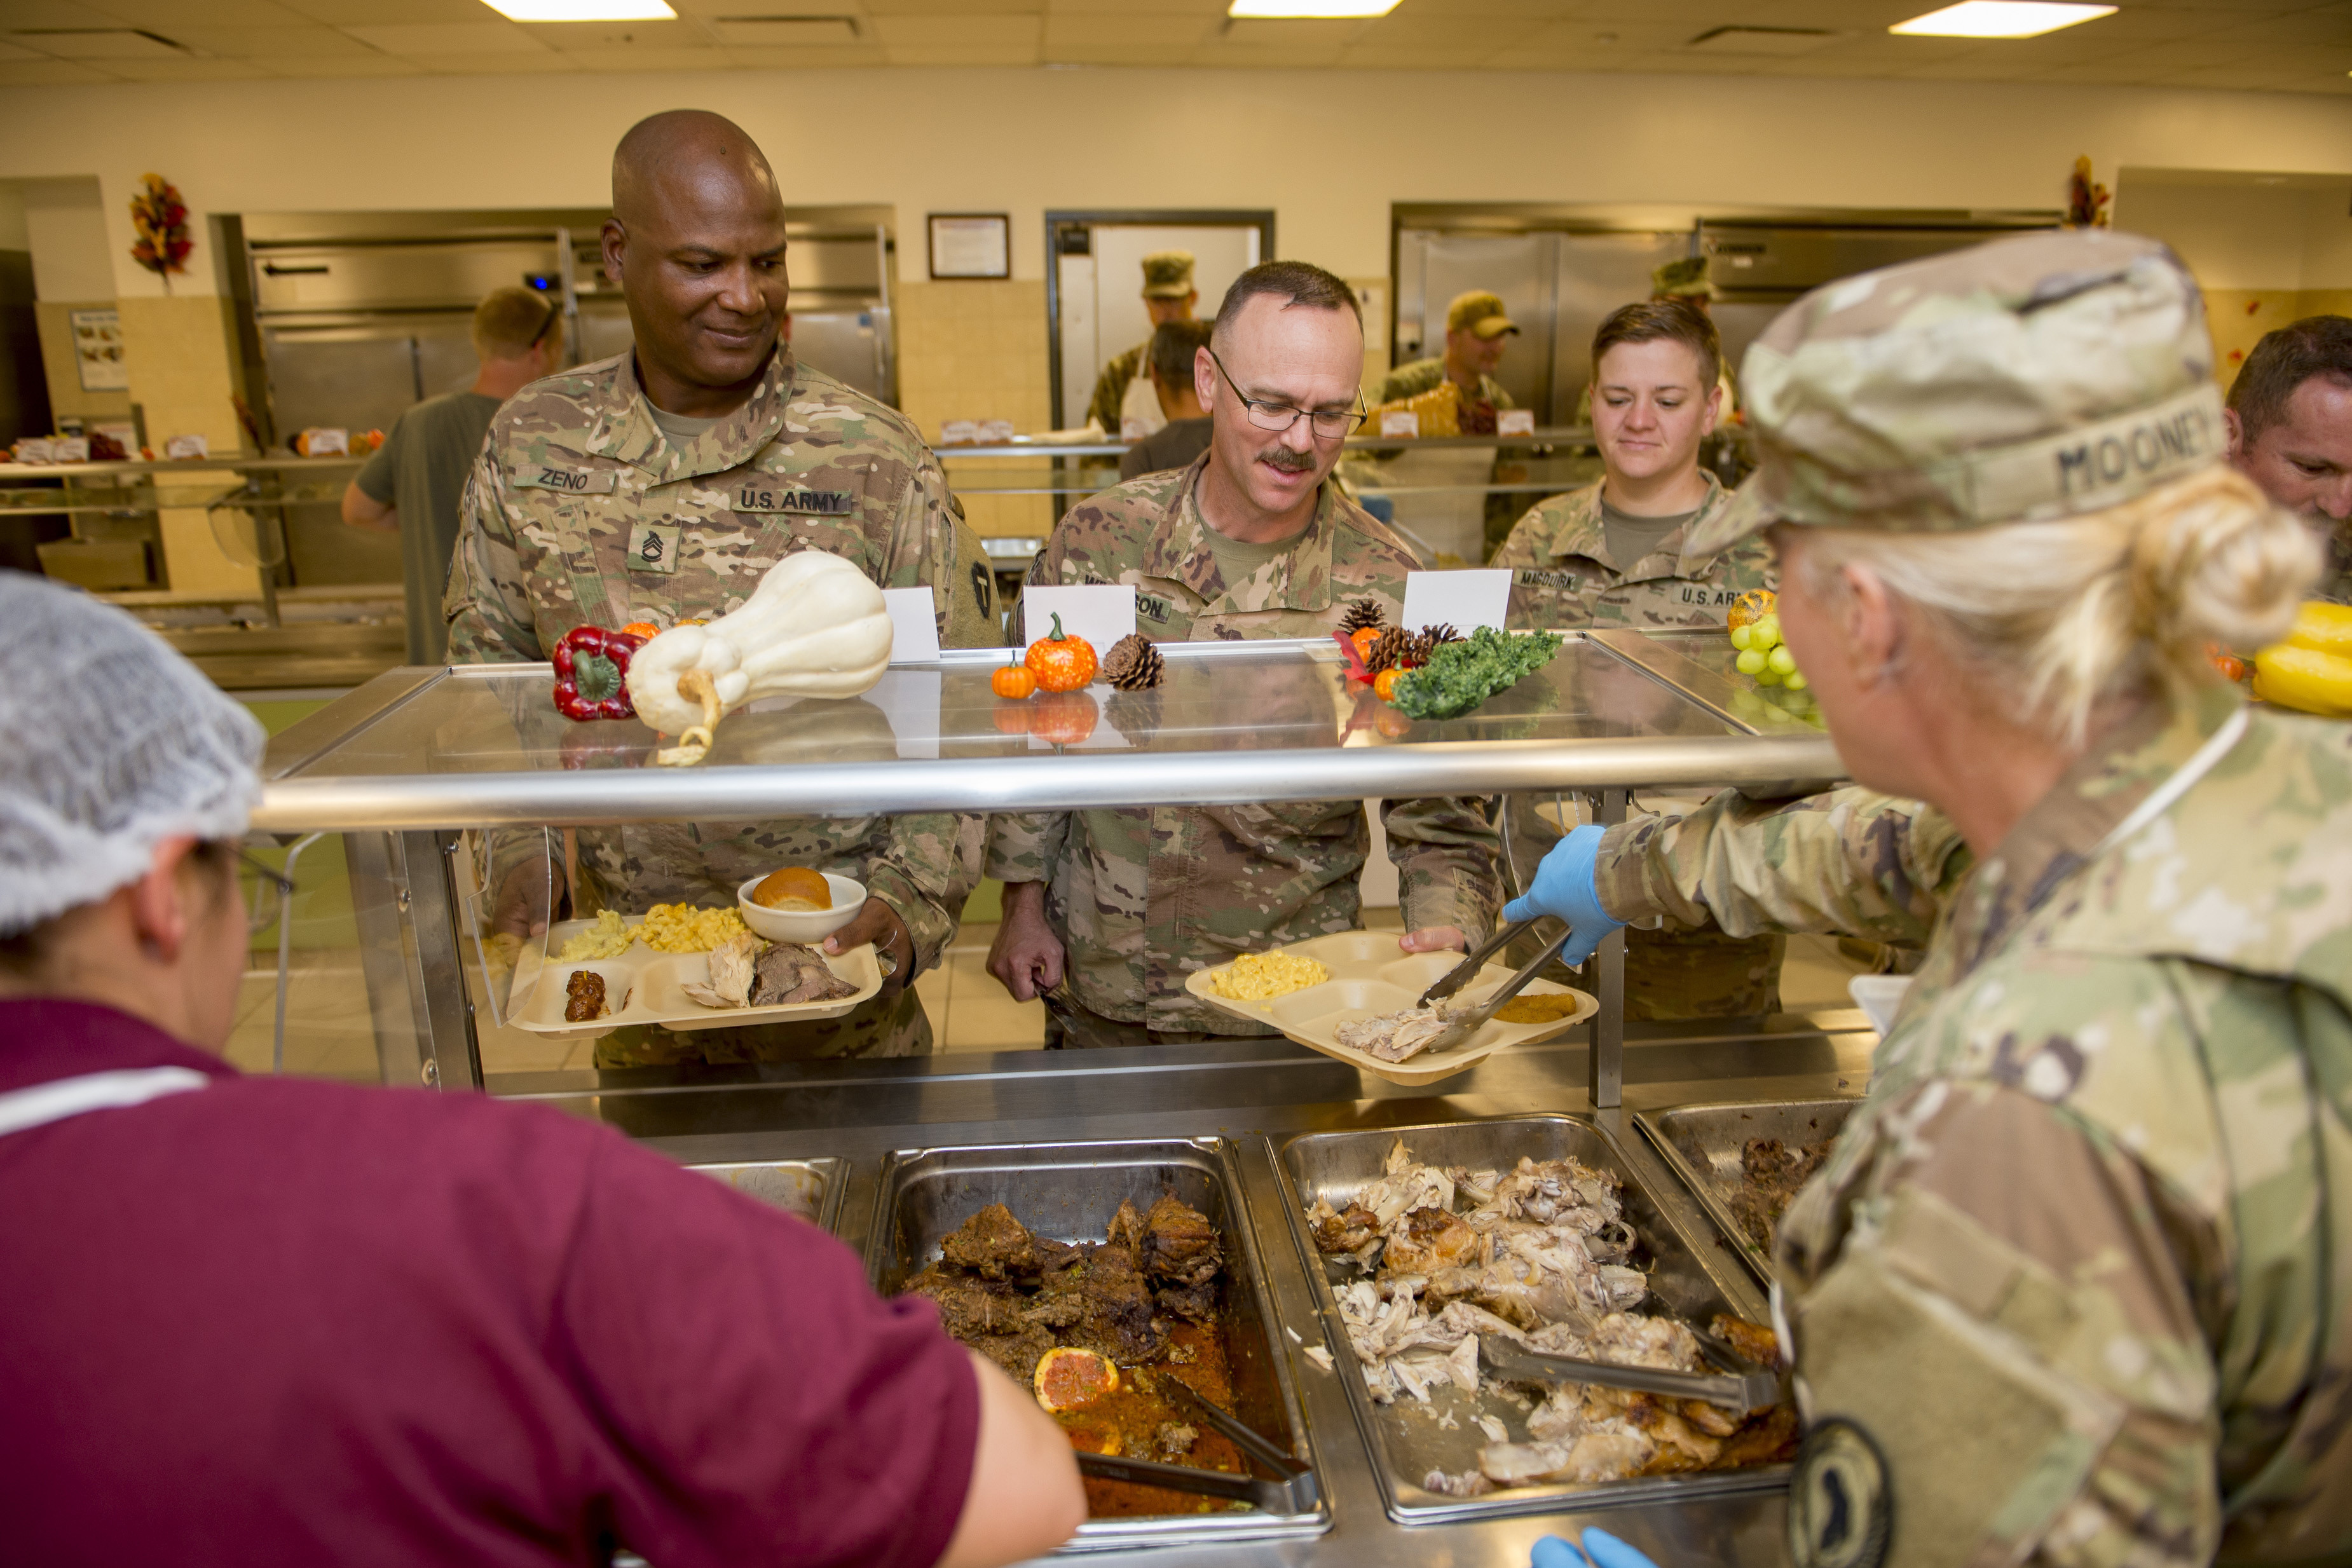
{"left": 826, "top": 897, "right": 915, "bottom": 991}
{"left": 1398, "top": 925, "right": 1467, "bottom": 953}
{"left": 493, "top": 857, "right": 568, "bottom": 939}
{"left": 987, "top": 880, "right": 1065, "bottom": 1003}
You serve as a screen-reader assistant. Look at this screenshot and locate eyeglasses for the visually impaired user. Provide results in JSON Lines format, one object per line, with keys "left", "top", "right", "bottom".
{"left": 1205, "top": 347, "right": 1365, "bottom": 440}
{"left": 235, "top": 849, "right": 297, "bottom": 936}
{"left": 528, "top": 296, "right": 560, "bottom": 349}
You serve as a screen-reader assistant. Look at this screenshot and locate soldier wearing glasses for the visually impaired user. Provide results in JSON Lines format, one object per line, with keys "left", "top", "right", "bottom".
{"left": 985, "top": 261, "right": 1502, "bottom": 1048}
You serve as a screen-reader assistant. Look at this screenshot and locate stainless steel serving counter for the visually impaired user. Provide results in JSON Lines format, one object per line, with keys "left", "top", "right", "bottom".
{"left": 505, "top": 1014, "right": 1875, "bottom": 1567}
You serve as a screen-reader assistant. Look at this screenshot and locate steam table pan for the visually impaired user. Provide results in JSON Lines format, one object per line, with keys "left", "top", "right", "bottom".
{"left": 1634, "top": 1098, "right": 1860, "bottom": 1287}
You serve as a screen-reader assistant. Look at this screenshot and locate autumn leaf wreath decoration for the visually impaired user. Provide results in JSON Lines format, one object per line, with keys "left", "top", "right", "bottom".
{"left": 128, "top": 174, "right": 193, "bottom": 292}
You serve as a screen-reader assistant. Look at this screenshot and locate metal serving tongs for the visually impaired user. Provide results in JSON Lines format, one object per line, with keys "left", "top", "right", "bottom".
{"left": 1409, "top": 918, "right": 1582, "bottom": 1056}
{"left": 1477, "top": 1326, "right": 1784, "bottom": 1415}
{"left": 1072, "top": 1373, "right": 1320, "bottom": 1514}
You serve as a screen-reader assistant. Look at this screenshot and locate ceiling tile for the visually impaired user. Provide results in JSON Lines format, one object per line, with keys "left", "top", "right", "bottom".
{"left": 722, "top": 39, "right": 887, "bottom": 62}
{"left": 0, "top": 33, "right": 36, "bottom": 50}
{"left": 340, "top": 18, "right": 547, "bottom": 51}
{"left": 561, "top": 43, "right": 730, "bottom": 65}
{"left": 0, "top": 0, "right": 123, "bottom": 25}
{"left": 521, "top": 15, "right": 709, "bottom": 46}
{"left": 257, "top": 48, "right": 421, "bottom": 71}
{"left": 0, "top": 51, "right": 111, "bottom": 76}
{"left": 165, "top": 21, "right": 376, "bottom": 52}
{"left": 1189, "top": 36, "right": 1348, "bottom": 64}
{"left": 708, "top": 17, "right": 860, "bottom": 44}
{"left": 1219, "top": 16, "right": 1372, "bottom": 45}
{"left": 395, "top": 46, "right": 580, "bottom": 68}
{"left": 1337, "top": 39, "right": 1508, "bottom": 65}
{"left": 272, "top": 0, "right": 490, "bottom": 20}
{"left": 91, "top": 0, "right": 311, "bottom": 22}
{"left": 861, "top": 0, "right": 1038, "bottom": 12}
{"left": 15, "top": 27, "right": 186, "bottom": 55}
{"left": 666, "top": 0, "right": 852, "bottom": 11}
{"left": 1044, "top": 0, "right": 1224, "bottom": 11}
{"left": 883, "top": 39, "right": 1036, "bottom": 59}
{"left": 1037, "top": 43, "right": 1172, "bottom": 61}
{"left": 1517, "top": 20, "right": 1690, "bottom": 51}
{"left": 1352, "top": 11, "right": 1539, "bottom": 44}
{"left": 1042, "top": 11, "right": 1212, "bottom": 47}
{"left": 95, "top": 50, "right": 271, "bottom": 72}
{"left": 869, "top": 11, "right": 1036, "bottom": 40}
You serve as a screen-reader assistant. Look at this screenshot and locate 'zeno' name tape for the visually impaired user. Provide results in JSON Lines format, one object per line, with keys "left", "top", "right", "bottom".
{"left": 515, "top": 465, "right": 618, "bottom": 494}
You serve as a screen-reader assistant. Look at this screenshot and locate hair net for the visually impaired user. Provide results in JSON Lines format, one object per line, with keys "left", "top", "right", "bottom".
{"left": 0, "top": 574, "right": 264, "bottom": 934}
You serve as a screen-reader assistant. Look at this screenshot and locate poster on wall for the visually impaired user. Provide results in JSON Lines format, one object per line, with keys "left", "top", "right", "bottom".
{"left": 70, "top": 308, "right": 127, "bottom": 392}
{"left": 928, "top": 214, "right": 1010, "bottom": 280}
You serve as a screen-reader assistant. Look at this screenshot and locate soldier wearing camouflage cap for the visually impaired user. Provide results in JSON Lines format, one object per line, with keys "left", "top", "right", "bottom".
{"left": 1086, "top": 250, "right": 1199, "bottom": 440}
{"left": 990, "top": 261, "right": 1502, "bottom": 1047}
{"left": 445, "top": 109, "right": 1002, "bottom": 1064}
{"left": 1377, "top": 288, "right": 1520, "bottom": 413}
{"left": 1507, "top": 229, "right": 2349, "bottom": 1566}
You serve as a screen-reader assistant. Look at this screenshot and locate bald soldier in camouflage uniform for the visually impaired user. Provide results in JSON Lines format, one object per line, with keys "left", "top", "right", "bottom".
{"left": 1496, "top": 298, "right": 1782, "bottom": 1021}
{"left": 1515, "top": 231, "right": 2352, "bottom": 1566}
{"left": 447, "top": 109, "right": 999, "bottom": 1065}
{"left": 1086, "top": 250, "right": 1199, "bottom": 439}
{"left": 990, "top": 261, "right": 1501, "bottom": 1047}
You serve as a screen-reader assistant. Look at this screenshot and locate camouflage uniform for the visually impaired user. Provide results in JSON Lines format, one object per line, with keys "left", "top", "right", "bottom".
{"left": 1491, "top": 474, "right": 1786, "bottom": 1019}
{"left": 984, "top": 454, "right": 1503, "bottom": 1041}
{"left": 1587, "top": 230, "right": 2352, "bottom": 1566}
{"left": 444, "top": 345, "right": 1001, "bottom": 1063}
{"left": 1374, "top": 358, "right": 1515, "bottom": 412}
{"left": 1596, "top": 693, "right": 2352, "bottom": 1565}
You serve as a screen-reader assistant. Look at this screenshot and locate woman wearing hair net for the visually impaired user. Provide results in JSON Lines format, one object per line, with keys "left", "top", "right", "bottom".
{"left": 1510, "top": 232, "right": 2351, "bottom": 1568}
{"left": 0, "top": 572, "right": 1081, "bottom": 1567}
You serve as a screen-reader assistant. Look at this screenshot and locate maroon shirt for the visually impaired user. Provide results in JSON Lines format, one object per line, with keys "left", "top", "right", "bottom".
{"left": 0, "top": 999, "right": 977, "bottom": 1568}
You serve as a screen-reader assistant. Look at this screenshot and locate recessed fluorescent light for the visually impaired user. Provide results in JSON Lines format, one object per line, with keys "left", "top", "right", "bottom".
{"left": 485, "top": 0, "right": 676, "bottom": 20}
{"left": 1227, "top": 0, "right": 1402, "bottom": 18}
{"left": 1890, "top": 3, "right": 2114, "bottom": 38}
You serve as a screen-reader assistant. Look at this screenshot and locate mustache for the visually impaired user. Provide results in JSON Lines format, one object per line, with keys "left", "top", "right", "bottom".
{"left": 1255, "top": 445, "right": 1320, "bottom": 474}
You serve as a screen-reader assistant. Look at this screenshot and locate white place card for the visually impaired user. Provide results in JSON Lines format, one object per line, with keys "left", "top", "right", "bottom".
{"left": 1402, "top": 568, "right": 1511, "bottom": 632}
{"left": 164, "top": 433, "right": 209, "bottom": 460}
{"left": 1022, "top": 583, "right": 1136, "bottom": 659}
{"left": 978, "top": 419, "right": 1015, "bottom": 443}
{"left": 940, "top": 419, "right": 980, "bottom": 446}
{"left": 1379, "top": 410, "right": 1419, "bottom": 439}
{"left": 1498, "top": 409, "right": 1535, "bottom": 437}
{"left": 880, "top": 585, "right": 942, "bottom": 664}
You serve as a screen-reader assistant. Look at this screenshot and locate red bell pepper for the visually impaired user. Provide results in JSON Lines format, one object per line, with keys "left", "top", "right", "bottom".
{"left": 552, "top": 625, "right": 646, "bottom": 722}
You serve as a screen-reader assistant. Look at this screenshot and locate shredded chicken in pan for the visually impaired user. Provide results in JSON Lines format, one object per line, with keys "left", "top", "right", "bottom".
{"left": 1304, "top": 1138, "right": 1796, "bottom": 1494}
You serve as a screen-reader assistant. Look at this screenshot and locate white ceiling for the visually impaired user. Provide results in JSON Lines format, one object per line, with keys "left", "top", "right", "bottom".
{"left": 0, "top": 0, "right": 2344, "bottom": 93}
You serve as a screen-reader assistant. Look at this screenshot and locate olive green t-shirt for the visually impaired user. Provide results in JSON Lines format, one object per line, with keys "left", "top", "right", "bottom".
{"left": 1598, "top": 496, "right": 1697, "bottom": 571}
{"left": 355, "top": 390, "right": 501, "bottom": 665}
{"left": 647, "top": 404, "right": 723, "bottom": 446}
{"left": 1202, "top": 522, "right": 1306, "bottom": 590}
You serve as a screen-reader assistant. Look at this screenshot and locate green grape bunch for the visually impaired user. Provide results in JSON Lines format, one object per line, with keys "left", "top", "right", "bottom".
{"left": 1729, "top": 612, "right": 1809, "bottom": 692}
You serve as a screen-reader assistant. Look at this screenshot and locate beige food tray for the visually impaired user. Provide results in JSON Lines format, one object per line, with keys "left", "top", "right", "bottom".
{"left": 507, "top": 915, "right": 883, "bottom": 1040}
{"left": 1184, "top": 931, "right": 1596, "bottom": 1087}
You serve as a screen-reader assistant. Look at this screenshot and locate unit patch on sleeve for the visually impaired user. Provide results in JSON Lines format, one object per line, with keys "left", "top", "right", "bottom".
{"left": 970, "top": 560, "right": 995, "bottom": 619}
{"left": 514, "top": 465, "right": 618, "bottom": 494}
{"left": 735, "top": 483, "right": 856, "bottom": 515}
{"left": 627, "top": 523, "right": 681, "bottom": 575}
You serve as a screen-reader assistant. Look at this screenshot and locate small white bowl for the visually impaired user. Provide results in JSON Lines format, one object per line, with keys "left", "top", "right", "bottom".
{"left": 738, "top": 870, "right": 865, "bottom": 945}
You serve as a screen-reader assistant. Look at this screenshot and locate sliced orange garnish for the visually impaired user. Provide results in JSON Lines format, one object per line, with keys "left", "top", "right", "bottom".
{"left": 1034, "top": 1346, "right": 1120, "bottom": 1412}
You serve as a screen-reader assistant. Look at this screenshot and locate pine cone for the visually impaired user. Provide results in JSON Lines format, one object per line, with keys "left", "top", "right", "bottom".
{"left": 1102, "top": 632, "right": 1163, "bottom": 690}
{"left": 1366, "top": 625, "right": 1415, "bottom": 671}
{"left": 1338, "top": 596, "right": 1386, "bottom": 636}
{"left": 1424, "top": 622, "right": 1464, "bottom": 646}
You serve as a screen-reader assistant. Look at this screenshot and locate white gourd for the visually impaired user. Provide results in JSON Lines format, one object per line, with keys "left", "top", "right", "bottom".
{"left": 625, "top": 551, "right": 894, "bottom": 755}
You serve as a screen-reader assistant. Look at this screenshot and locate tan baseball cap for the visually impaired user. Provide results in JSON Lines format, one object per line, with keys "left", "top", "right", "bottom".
{"left": 1690, "top": 229, "right": 2222, "bottom": 557}
{"left": 1446, "top": 289, "right": 1519, "bottom": 340}
{"left": 1141, "top": 250, "right": 1196, "bottom": 298}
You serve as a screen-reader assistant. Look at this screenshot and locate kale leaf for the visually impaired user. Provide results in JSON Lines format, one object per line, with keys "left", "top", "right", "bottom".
{"left": 1389, "top": 626, "right": 1564, "bottom": 720}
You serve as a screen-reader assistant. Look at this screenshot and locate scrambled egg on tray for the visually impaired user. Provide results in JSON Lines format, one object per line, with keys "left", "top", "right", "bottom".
{"left": 552, "top": 904, "right": 749, "bottom": 962}
{"left": 1208, "top": 950, "right": 1332, "bottom": 1000}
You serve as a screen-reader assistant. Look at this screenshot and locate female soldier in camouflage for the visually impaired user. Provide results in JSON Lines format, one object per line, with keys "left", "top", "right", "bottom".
{"left": 1509, "top": 230, "right": 2349, "bottom": 1567}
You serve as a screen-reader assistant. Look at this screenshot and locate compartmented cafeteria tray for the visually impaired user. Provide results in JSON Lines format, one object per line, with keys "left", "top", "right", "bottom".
{"left": 505, "top": 913, "right": 882, "bottom": 1039}
{"left": 1272, "top": 1116, "right": 1790, "bottom": 1527}
{"left": 1634, "top": 1098, "right": 1860, "bottom": 1286}
{"left": 1183, "top": 932, "right": 1596, "bottom": 1086}
{"left": 686, "top": 1156, "right": 847, "bottom": 1235}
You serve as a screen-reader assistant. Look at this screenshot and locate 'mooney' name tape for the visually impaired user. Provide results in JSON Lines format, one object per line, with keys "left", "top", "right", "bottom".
{"left": 736, "top": 485, "right": 856, "bottom": 516}
{"left": 1943, "top": 382, "right": 2223, "bottom": 524}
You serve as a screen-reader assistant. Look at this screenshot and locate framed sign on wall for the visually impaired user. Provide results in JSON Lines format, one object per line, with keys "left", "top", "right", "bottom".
{"left": 928, "top": 214, "right": 1011, "bottom": 280}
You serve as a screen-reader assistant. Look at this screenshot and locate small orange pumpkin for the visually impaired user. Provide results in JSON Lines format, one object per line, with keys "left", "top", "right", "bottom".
{"left": 1373, "top": 666, "right": 1404, "bottom": 703}
{"left": 991, "top": 658, "right": 1038, "bottom": 700}
{"left": 620, "top": 620, "right": 659, "bottom": 639}
{"left": 1025, "top": 613, "right": 1099, "bottom": 693}
{"left": 1350, "top": 625, "right": 1381, "bottom": 662}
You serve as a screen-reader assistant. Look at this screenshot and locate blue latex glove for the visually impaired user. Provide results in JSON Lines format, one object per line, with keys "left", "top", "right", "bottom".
{"left": 1532, "top": 1527, "right": 1662, "bottom": 1568}
{"left": 1500, "top": 823, "right": 1626, "bottom": 967}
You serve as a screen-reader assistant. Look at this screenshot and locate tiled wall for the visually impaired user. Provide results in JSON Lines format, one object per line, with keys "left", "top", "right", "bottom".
{"left": 895, "top": 278, "right": 1053, "bottom": 539}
